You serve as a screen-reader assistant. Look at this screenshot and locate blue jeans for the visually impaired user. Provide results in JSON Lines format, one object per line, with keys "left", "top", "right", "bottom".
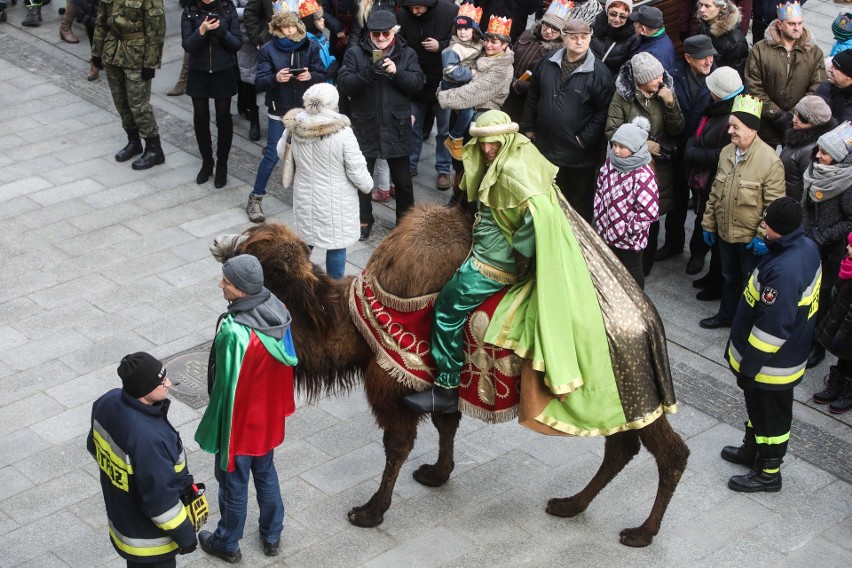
{"left": 410, "top": 101, "right": 451, "bottom": 175}
{"left": 210, "top": 451, "right": 284, "bottom": 552}
{"left": 326, "top": 248, "right": 346, "bottom": 279}
{"left": 717, "top": 239, "right": 758, "bottom": 322}
{"left": 252, "top": 116, "right": 285, "bottom": 196}
{"left": 449, "top": 108, "right": 475, "bottom": 140}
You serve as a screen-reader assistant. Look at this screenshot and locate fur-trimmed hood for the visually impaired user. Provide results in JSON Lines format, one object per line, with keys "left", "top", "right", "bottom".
{"left": 282, "top": 107, "right": 351, "bottom": 140}
{"left": 763, "top": 19, "right": 817, "bottom": 52}
{"left": 783, "top": 118, "right": 838, "bottom": 148}
{"left": 704, "top": 0, "right": 742, "bottom": 38}
{"left": 614, "top": 60, "right": 674, "bottom": 103}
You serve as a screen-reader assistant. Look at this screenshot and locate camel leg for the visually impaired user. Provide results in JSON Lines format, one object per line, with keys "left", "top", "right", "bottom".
{"left": 546, "top": 429, "right": 641, "bottom": 519}
{"left": 618, "top": 415, "right": 690, "bottom": 548}
{"left": 413, "top": 410, "right": 461, "bottom": 487}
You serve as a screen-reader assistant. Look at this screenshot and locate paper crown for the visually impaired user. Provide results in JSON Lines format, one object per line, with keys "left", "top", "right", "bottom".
{"left": 485, "top": 15, "right": 512, "bottom": 37}
{"left": 272, "top": 0, "right": 299, "bottom": 14}
{"left": 543, "top": 0, "right": 574, "bottom": 22}
{"left": 457, "top": 3, "right": 483, "bottom": 25}
{"left": 776, "top": 1, "right": 802, "bottom": 21}
{"left": 298, "top": 0, "right": 320, "bottom": 18}
{"left": 731, "top": 94, "right": 763, "bottom": 118}
{"left": 835, "top": 121, "right": 852, "bottom": 151}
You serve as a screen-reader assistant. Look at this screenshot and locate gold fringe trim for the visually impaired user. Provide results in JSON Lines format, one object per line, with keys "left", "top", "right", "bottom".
{"left": 471, "top": 259, "right": 520, "bottom": 285}
{"left": 458, "top": 399, "right": 519, "bottom": 424}
{"left": 530, "top": 405, "right": 665, "bottom": 437}
{"left": 366, "top": 273, "right": 438, "bottom": 312}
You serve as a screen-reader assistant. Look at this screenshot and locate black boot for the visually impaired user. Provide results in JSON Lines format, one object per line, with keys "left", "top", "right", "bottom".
{"left": 728, "top": 456, "right": 782, "bottom": 493}
{"left": 247, "top": 108, "right": 260, "bottom": 141}
{"left": 402, "top": 385, "right": 459, "bottom": 413}
{"left": 196, "top": 160, "right": 214, "bottom": 184}
{"left": 214, "top": 113, "right": 233, "bottom": 188}
{"left": 195, "top": 116, "right": 214, "bottom": 184}
{"left": 132, "top": 135, "right": 165, "bottom": 170}
{"left": 21, "top": 0, "right": 39, "bottom": 26}
{"left": 721, "top": 422, "right": 756, "bottom": 467}
{"left": 829, "top": 377, "right": 852, "bottom": 415}
{"left": 806, "top": 343, "right": 825, "bottom": 369}
{"left": 814, "top": 365, "right": 845, "bottom": 404}
{"left": 115, "top": 128, "right": 143, "bottom": 162}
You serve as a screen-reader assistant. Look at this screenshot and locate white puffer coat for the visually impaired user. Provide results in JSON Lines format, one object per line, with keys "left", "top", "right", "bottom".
{"left": 277, "top": 107, "right": 373, "bottom": 250}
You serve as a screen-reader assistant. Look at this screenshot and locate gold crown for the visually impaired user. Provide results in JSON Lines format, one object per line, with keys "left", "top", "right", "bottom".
{"left": 298, "top": 0, "right": 320, "bottom": 18}
{"left": 272, "top": 0, "right": 299, "bottom": 14}
{"left": 776, "top": 1, "right": 802, "bottom": 21}
{"left": 457, "top": 3, "right": 483, "bottom": 25}
{"left": 485, "top": 15, "right": 512, "bottom": 37}
{"left": 544, "top": 0, "right": 574, "bottom": 22}
{"left": 731, "top": 94, "right": 763, "bottom": 118}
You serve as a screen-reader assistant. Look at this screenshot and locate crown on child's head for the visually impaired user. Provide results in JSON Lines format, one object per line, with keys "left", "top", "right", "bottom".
{"left": 485, "top": 15, "right": 512, "bottom": 38}
{"left": 298, "top": 0, "right": 320, "bottom": 18}
{"left": 457, "top": 3, "right": 483, "bottom": 25}
{"left": 776, "top": 1, "right": 802, "bottom": 21}
{"left": 544, "top": 0, "right": 574, "bottom": 22}
{"left": 272, "top": 0, "right": 299, "bottom": 14}
{"left": 731, "top": 94, "right": 763, "bottom": 118}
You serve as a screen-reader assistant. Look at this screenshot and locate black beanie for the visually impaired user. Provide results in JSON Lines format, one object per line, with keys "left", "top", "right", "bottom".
{"left": 764, "top": 197, "right": 803, "bottom": 236}
{"left": 118, "top": 352, "right": 166, "bottom": 398}
{"left": 834, "top": 49, "right": 852, "bottom": 77}
{"left": 732, "top": 111, "right": 761, "bottom": 131}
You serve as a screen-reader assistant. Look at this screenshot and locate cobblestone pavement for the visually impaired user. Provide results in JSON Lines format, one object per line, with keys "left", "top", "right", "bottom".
{"left": 0, "top": 2, "right": 850, "bottom": 567}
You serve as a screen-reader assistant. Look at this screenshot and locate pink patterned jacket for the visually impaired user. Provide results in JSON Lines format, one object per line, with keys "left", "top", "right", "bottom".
{"left": 594, "top": 158, "right": 660, "bottom": 251}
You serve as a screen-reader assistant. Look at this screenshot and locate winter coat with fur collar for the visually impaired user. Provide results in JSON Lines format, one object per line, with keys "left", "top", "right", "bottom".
{"left": 590, "top": 10, "right": 639, "bottom": 76}
{"left": 744, "top": 19, "right": 825, "bottom": 146}
{"left": 277, "top": 108, "right": 373, "bottom": 250}
{"left": 779, "top": 119, "right": 838, "bottom": 201}
{"left": 696, "top": 0, "right": 749, "bottom": 76}
{"left": 437, "top": 48, "right": 514, "bottom": 112}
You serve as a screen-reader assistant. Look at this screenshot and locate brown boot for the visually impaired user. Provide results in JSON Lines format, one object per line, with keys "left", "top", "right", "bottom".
{"left": 87, "top": 63, "right": 99, "bottom": 81}
{"left": 444, "top": 136, "right": 463, "bottom": 161}
{"left": 166, "top": 53, "right": 189, "bottom": 96}
{"left": 59, "top": 2, "right": 79, "bottom": 43}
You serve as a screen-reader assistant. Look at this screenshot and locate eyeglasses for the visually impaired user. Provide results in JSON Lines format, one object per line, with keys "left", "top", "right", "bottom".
{"left": 608, "top": 11, "right": 629, "bottom": 20}
{"left": 541, "top": 23, "right": 561, "bottom": 33}
{"left": 793, "top": 110, "right": 810, "bottom": 124}
{"left": 370, "top": 30, "right": 393, "bottom": 38}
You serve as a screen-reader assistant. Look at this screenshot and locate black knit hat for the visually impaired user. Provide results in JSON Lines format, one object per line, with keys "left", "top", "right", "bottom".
{"left": 834, "top": 49, "right": 852, "bottom": 77}
{"left": 118, "top": 352, "right": 166, "bottom": 398}
{"left": 764, "top": 197, "right": 803, "bottom": 236}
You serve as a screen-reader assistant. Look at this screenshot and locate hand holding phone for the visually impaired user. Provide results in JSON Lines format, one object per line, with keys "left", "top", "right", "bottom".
{"left": 372, "top": 49, "right": 384, "bottom": 64}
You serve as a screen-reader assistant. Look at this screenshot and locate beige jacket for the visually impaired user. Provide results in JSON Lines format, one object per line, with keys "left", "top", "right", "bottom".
{"left": 702, "top": 136, "right": 785, "bottom": 243}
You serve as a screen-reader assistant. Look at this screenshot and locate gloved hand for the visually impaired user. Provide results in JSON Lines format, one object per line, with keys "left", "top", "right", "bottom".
{"left": 736, "top": 373, "right": 755, "bottom": 391}
{"left": 773, "top": 110, "right": 793, "bottom": 133}
{"left": 141, "top": 68, "right": 156, "bottom": 81}
{"left": 91, "top": 56, "right": 103, "bottom": 70}
{"left": 810, "top": 227, "right": 825, "bottom": 245}
{"left": 831, "top": 337, "right": 848, "bottom": 353}
{"left": 179, "top": 540, "right": 198, "bottom": 555}
{"left": 365, "top": 61, "right": 385, "bottom": 80}
{"left": 746, "top": 236, "right": 768, "bottom": 256}
{"left": 703, "top": 230, "right": 717, "bottom": 247}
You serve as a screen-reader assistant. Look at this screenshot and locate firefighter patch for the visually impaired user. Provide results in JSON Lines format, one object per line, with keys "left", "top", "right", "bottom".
{"left": 761, "top": 287, "right": 778, "bottom": 305}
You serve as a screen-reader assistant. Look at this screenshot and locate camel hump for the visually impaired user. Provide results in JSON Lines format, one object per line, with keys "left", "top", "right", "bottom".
{"left": 367, "top": 203, "right": 474, "bottom": 299}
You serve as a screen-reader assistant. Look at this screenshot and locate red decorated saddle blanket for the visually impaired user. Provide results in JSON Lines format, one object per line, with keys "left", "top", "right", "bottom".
{"left": 349, "top": 271, "right": 521, "bottom": 423}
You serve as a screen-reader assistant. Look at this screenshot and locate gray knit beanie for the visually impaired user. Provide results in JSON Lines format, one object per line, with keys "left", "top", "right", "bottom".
{"left": 611, "top": 116, "right": 651, "bottom": 153}
{"left": 818, "top": 126, "right": 851, "bottom": 163}
{"left": 631, "top": 52, "right": 664, "bottom": 85}
{"left": 222, "top": 254, "right": 264, "bottom": 295}
{"left": 705, "top": 66, "right": 743, "bottom": 100}
{"left": 794, "top": 96, "right": 832, "bottom": 127}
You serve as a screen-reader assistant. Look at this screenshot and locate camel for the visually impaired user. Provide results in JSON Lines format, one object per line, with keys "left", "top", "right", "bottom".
{"left": 210, "top": 202, "right": 690, "bottom": 548}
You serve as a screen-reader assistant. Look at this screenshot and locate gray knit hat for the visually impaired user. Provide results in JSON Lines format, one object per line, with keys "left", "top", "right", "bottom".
{"left": 611, "top": 116, "right": 651, "bottom": 153}
{"left": 705, "top": 66, "right": 743, "bottom": 100}
{"left": 817, "top": 121, "right": 852, "bottom": 163}
{"left": 222, "top": 254, "right": 264, "bottom": 295}
{"left": 367, "top": 9, "right": 397, "bottom": 31}
{"left": 794, "top": 95, "right": 832, "bottom": 127}
{"left": 631, "top": 52, "right": 664, "bottom": 85}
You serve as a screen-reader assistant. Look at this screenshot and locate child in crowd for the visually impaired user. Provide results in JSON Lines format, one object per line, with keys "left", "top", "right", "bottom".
{"left": 440, "top": 3, "right": 483, "bottom": 160}
{"left": 594, "top": 117, "right": 659, "bottom": 290}
{"left": 813, "top": 230, "right": 852, "bottom": 414}
{"left": 299, "top": 0, "right": 338, "bottom": 82}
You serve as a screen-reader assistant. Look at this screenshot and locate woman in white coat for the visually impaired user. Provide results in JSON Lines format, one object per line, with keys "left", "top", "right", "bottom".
{"left": 277, "top": 83, "right": 373, "bottom": 278}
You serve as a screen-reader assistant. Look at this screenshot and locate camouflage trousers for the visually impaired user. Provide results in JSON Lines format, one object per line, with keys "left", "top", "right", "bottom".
{"left": 104, "top": 64, "right": 159, "bottom": 139}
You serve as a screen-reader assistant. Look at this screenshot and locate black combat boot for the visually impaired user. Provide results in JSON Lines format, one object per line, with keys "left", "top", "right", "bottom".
{"left": 813, "top": 366, "right": 844, "bottom": 404}
{"left": 115, "top": 128, "right": 143, "bottom": 162}
{"left": 132, "top": 135, "right": 165, "bottom": 170}
{"left": 728, "top": 456, "right": 782, "bottom": 493}
{"left": 403, "top": 385, "right": 459, "bottom": 413}
{"left": 247, "top": 107, "right": 260, "bottom": 141}
{"left": 721, "top": 422, "right": 757, "bottom": 467}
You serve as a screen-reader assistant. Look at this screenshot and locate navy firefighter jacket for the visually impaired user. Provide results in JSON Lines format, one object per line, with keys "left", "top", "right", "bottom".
{"left": 87, "top": 389, "right": 197, "bottom": 562}
{"left": 727, "top": 226, "right": 822, "bottom": 390}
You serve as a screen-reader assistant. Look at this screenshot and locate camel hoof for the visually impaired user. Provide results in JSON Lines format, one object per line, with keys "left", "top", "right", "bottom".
{"left": 619, "top": 527, "right": 654, "bottom": 548}
{"left": 347, "top": 506, "right": 384, "bottom": 528}
{"left": 412, "top": 462, "right": 453, "bottom": 487}
{"left": 546, "top": 496, "right": 586, "bottom": 518}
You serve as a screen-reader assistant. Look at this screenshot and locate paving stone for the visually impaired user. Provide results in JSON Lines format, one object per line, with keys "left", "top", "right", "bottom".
{"left": 54, "top": 526, "right": 118, "bottom": 567}
{"left": 135, "top": 305, "right": 221, "bottom": 346}
{"left": 28, "top": 273, "right": 118, "bottom": 310}
{"left": 0, "top": 466, "right": 35, "bottom": 501}
{"left": 29, "top": 178, "right": 108, "bottom": 207}
{"left": 67, "top": 201, "right": 151, "bottom": 234}
{"left": 363, "top": 526, "right": 474, "bottom": 568}
{"left": 0, "top": 428, "right": 51, "bottom": 470}
{"left": 13, "top": 302, "right": 101, "bottom": 340}
{"left": 100, "top": 250, "right": 189, "bottom": 286}
{"left": 0, "top": 511, "right": 90, "bottom": 567}
{"left": 109, "top": 226, "right": 196, "bottom": 258}
{"left": 14, "top": 435, "right": 92, "bottom": 485}
{"left": 157, "top": 257, "right": 220, "bottom": 288}
{"left": 12, "top": 553, "right": 72, "bottom": 568}
{"left": 0, "top": 195, "right": 40, "bottom": 222}
{"left": 30, "top": 403, "right": 93, "bottom": 445}
{"left": 0, "top": 176, "right": 52, "bottom": 202}
{"left": 61, "top": 331, "right": 155, "bottom": 376}
{"left": 180, "top": 209, "right": 254, "bottom": 238}
{"left": 305, "top": 413, "right": 383, "bottom": 459}
{"left": 1, "top": 470, "right": 99, "bottom": 526}
{"left": 0, "top": 360, "right": 79, "bottom": 407}
{"left": 15, "top": 198, "right": 98, "bottom": 230}
{"left": 0, "top": 392, "right": 67, "bottom": 438}
{"left": 83, "top": 178, "right": 161, "bottom": 210}
{"left": 87, "top": 275, "right": 176, "bottom": 313}
{"left": 300, "top": 442, "right": 387, "bottom": 495}
{"left": 0, "top": 326, "right": 28, "bottom": 351}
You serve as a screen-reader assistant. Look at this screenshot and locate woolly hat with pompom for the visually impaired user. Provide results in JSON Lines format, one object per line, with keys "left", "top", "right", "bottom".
{"left": 302, "top": 83, "right": 339, "bottom": 113}
{"left": 611, "top": 116, "right": 651, "bottom": 153}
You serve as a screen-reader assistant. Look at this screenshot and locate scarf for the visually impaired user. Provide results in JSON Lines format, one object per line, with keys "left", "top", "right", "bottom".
{"left": 227, "top": 288, "right": 292, "bottom": 340}
{"left": 606, "top": 144, "right": 652, "bottom": 173}
{"left": 803, "top": 160, "right": 852, "bottom": 203}
{"left": 275, "top": 37, "right": 306, "bottom": 52}
{"left": 841, "top": 255, "right": 852, "bottom": 280}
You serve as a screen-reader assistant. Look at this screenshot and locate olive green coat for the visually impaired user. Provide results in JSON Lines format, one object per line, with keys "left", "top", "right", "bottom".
{"left": 92, "top": 0, "right": 166, "bottom": 69}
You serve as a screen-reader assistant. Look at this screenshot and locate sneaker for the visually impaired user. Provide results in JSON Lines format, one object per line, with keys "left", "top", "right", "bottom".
{"left": 829, "top": 378, "right": 852, "bottom": 414}
{"left": 371, "top": 188, "right": 390, "bottom": 202}
{"left": 246, "top": 194, "right": 265, "bottom": 223}
{"left": 444, "top": 136, "right": 464, "bottom": 161}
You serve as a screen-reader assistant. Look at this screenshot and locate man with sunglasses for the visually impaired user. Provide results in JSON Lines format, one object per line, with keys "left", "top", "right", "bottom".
{"left": 88, "top": 352, "right": 199, "bottom": 567}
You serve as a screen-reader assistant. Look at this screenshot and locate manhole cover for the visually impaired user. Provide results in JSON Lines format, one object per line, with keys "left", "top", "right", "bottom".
{"left": 164, "top": 342, "right": 213, "bottom": 410}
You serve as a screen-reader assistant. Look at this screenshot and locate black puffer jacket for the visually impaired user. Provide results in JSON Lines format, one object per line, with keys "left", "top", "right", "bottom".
{"left": 684, "top": 96, "right": 735, "bottom": 195}
{"left": 520, "top": 48, "right": 613, "bottom": 168}
{"left": 74, "top": 0, "right": 100, "bottom": 27}
{"left": 818, "top": 278, "right": 852, "bottom": 359}
{"left": 697, "top": 1, "right": 749, "bottom": 76}
{"left": 337, "top": 34, "right": 425, "bottom": 158}
{"left": 589, "top": 11, "right": 638, "bottom": 76}
{"left": 395, "top": 0, "right": 456, "bottom": 105}
{"left": 815, "top": 80, "right": 852, "bottom": 123}
{"left": 181, "top": 1, "right": 242, "bottom": 74}
{"left": 779, "top": 119, "right": 837, "bottom": 201}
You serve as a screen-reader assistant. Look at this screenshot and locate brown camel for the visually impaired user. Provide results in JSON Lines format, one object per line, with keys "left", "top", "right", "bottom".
{"left": 210, "top": 203, "right": 689, "bottom": 548}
